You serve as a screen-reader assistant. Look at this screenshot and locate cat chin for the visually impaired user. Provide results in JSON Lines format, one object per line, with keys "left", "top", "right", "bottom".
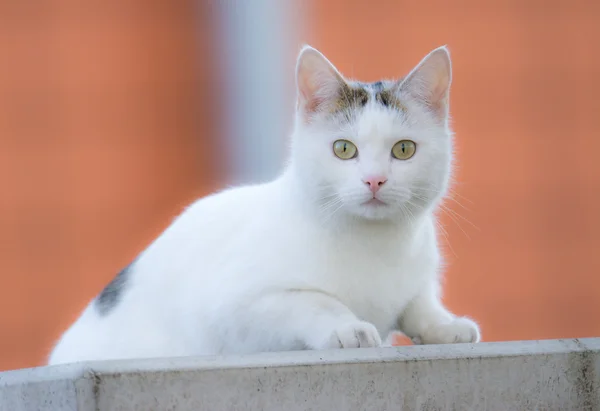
{"left": 347, "top": 202, "right": 403, "bottom": 221}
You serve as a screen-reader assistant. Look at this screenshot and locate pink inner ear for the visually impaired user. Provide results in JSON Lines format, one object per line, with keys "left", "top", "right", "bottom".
{"left": 400, "top": 49, "right": 451, "bottom": 118}
{"left": 303, "top": 74, "right": 330, "bottom": 109}
{"left": 298, "top": 70, "right": 321, "bottom": 113}
{"left": 297, "top": 52, "right": 344, "bottom": 115}
{"left": 429, "top": 78, "right": 450, "bottom": 117}
{"left": 431, "top": 72, "right": 450, "bottom": 102}
{"left": 402, "top": 67, "right": 450, "bottom": 118}
{"left": 303, "top": 95, "right": 324, "bottom": 113}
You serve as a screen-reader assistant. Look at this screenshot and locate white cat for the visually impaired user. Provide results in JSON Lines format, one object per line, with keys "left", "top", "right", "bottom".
{"left": 48, "top": 45, "right": 480, "bottom": 365}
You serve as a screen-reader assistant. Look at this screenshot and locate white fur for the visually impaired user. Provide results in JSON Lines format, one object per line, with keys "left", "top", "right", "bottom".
{"left": 48, "top": 45, "right": 480, "bottom": 365}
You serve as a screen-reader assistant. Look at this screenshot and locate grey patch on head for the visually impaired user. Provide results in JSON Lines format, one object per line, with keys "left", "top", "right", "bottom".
{"left": 363, "top": 79, "right": 407, "bottom": 112}
{"left": 328, "top": 82, "right": 370, "bottom": 122}
{"left": 337, "top": 83, "right": 370, "bottom": 109}
{"left": 376, "top": 88, "right": 406, "bottom": 112}
{"left": 328, "top": 80, "right": 406, "bottom": 122}
{"left": 369, "top": 81, "right": 384, "bottom": 92}
{"left": 95, "top": 261, "right": 134, "bottom": 316}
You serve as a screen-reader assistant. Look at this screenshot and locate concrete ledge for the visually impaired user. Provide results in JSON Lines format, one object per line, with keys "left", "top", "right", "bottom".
{"left": 1, "top": 338, "right": 599, "bottom": 410}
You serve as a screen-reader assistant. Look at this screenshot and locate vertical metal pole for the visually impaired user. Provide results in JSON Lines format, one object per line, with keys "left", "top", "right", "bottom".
{"left": 215, "top": 0, "right": 300, "bottom": 185}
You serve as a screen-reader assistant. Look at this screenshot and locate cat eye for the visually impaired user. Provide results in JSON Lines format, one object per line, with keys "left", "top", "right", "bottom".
{"left": 333, "top": 140, "right": 358, "bottom": 160}
{"left": 391, "top": 140, "right": 416, "bottom": 160}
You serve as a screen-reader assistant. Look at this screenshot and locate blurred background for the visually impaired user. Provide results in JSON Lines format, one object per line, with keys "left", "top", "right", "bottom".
{"left": 1, "top": 0, "right": 599, "bottom": 371}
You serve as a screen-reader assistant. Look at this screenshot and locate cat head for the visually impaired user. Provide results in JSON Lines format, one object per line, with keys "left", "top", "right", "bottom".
{"left": 290, "top": 45, "right": 453, "bottom": 222}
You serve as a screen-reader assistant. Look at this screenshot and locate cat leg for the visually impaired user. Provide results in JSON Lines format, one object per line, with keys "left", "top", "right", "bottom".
{"left": 225, "top": 289, "right": 382, "bottom": 352}
{"left": 398, "top": 282, "right": 480, "bottom": 345}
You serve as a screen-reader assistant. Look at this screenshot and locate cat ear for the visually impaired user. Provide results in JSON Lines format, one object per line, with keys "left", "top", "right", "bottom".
{"left": 296, "top": 45, "right": 345, "bottom": 116}
{"left": 398, "top": 46, "right": 452, "bottom": 120}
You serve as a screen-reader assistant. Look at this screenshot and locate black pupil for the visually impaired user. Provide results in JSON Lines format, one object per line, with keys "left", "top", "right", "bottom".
{"left": 343, "top": 143, "right": 347, "bottom": 152}
{"left": 401, "top": 143, "right": 405, "bottom": 153}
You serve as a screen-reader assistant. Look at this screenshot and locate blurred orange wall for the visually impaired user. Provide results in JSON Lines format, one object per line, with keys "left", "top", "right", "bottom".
{"left": 0, "top": 1, "right": 221, "bottom": 371}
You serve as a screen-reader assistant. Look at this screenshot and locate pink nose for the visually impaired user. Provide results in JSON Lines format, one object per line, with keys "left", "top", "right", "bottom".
{"left": 363, "top": 176, "right": 387, "bottom": 194}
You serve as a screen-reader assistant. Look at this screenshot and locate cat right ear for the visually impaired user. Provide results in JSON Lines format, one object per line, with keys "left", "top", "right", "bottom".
{"left": 397, "top": 46, "right": 452, "bottom": 121}
{"left": 296, "top": 45, "right": 345, "bottom": 117}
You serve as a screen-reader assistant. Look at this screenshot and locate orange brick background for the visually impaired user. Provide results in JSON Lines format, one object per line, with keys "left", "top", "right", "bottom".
{"left": 1, "top": 0, "right": 599, "bottom": 371}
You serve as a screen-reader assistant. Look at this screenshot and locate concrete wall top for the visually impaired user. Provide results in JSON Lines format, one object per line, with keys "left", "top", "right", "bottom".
{"left": 1, "top": 338, "right": 599, "bottom": 410}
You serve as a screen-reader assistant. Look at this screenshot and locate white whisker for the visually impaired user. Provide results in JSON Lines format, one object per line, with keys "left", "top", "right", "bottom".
{"left": 434, "top": 219, "right": 458, "bottom": 259}
{"left": 438, "top": 203, "right": 479, "bottom": 231}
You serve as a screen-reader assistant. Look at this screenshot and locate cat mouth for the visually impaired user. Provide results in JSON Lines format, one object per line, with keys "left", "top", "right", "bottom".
{"left": 364, "top": 198, "right": 387, "bottom": 206}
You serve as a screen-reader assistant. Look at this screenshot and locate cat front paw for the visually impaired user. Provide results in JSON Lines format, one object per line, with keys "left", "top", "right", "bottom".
{"left": 323, "top": 321, "right": 382, "bottom": 349}
{"left": 418, "top": 317, "right": 480, "bottom": 345}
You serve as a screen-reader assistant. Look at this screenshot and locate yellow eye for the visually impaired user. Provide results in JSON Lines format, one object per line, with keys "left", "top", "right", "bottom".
{"left": 333, "top": 140, "right": 358, "bottom": 160}
{"left": 391, "top": 140, "right": 416, "bottom": 160}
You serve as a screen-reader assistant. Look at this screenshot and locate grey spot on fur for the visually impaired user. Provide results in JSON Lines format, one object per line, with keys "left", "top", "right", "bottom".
{"left": 335, "top": 83, "right": 369, "bottom": 112}
{"left": 95, "top": 262, "right": 134, "bottom": 316}
{"left": 326, "top": 80, "right": 406, "bottom": 123}
{"left": 327, "top": 82, "right": 370, "bottom": 122}
{"left": 339, "top": 80, "right": 406, "bottom": 114}
{"left": 369, "top": 81, "right": 384, "bottom": 92}
{"left": 370, "top": 80, "right": 407, "bottom": 112}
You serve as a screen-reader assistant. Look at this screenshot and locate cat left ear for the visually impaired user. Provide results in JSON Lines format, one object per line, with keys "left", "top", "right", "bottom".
{"left": 398, "top": 46, "right": 452, "bottom": 120}
{"left": 296, "top": 45, "right": 345, "bottom": 117}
